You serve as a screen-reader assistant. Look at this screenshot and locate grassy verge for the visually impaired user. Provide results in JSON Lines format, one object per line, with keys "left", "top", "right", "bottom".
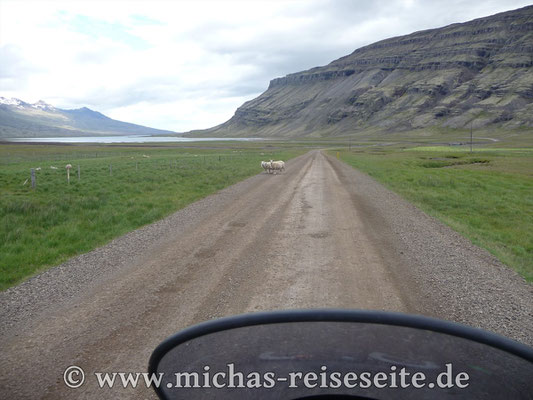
{"left": 0, "top": 142, "right": 304, "bottom": 290}
{"left": 334, "top": 146, "right": 532, "bottom": 282}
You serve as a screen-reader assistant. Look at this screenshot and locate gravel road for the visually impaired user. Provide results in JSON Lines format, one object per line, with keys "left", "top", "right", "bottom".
{"left": 0, "top": 150, "right": 531, "bottom": 399}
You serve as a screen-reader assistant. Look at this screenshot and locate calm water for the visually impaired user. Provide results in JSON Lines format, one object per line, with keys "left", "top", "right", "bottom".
{"left": 4, "top": 136, "right": 262, "bottom": 143}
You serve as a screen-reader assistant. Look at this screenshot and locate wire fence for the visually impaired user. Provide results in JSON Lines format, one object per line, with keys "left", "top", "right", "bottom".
{"left": 5, "top": 151, "right": 281, "bottom": 190}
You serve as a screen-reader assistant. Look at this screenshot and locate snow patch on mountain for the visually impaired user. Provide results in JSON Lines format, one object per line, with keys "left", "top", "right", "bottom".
{"left": 31, "top": 100, "right": 56, "bottom": 111}
{"left": 0, "top": 97, "right": 55, "bottom": 111}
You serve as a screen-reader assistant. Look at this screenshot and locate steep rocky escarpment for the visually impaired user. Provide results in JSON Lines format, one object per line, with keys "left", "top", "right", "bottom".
{"left": 201, "top": 5, "right": 533, "bottom": 137}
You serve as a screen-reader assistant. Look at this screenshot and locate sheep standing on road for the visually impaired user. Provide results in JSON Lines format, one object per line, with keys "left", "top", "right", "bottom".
{"left": 261, "top": 161, "right": 272, "bottom": 174}
{"left": 269, "top": 160, "right": 285, "bottom": 174}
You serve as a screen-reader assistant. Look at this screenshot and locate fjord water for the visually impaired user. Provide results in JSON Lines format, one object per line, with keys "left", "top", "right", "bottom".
{"left": 4, "top": 136, "right": 262, "bottom": 143}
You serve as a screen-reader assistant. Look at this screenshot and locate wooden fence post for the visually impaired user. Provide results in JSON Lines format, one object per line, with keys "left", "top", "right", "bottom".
{"left": 31, "top": 168, "right": 36, "bottom": 189}
{"left": 66, "top": 164, "right": 72, "bottom": 184}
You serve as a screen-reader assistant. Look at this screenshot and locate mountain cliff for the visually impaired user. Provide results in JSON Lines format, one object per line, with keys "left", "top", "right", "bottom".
{"left": 0, "top": 98, "right": 176, "bottom": 138}
{"left": 200, "top": 5, "right": 533, "bottom": 138}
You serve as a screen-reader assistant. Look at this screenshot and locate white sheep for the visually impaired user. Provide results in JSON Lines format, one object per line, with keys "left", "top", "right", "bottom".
{"left": 269, "top": 160, "right": 285, "bottom": 174}
{"left": 261, "top": 161, "right": 272, "bottom": 174}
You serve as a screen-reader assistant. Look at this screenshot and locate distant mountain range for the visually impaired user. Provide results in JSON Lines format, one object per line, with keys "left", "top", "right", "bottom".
{"left": 195, "top": 5, "right": 533, "bottom": 138}
{"left": 0, "top": 97, "right": 176, "bottom": 138}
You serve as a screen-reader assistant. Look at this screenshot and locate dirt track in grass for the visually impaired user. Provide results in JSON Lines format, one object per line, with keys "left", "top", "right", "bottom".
{"left": 1, "top": 150, "right": 531, "bottom": 399}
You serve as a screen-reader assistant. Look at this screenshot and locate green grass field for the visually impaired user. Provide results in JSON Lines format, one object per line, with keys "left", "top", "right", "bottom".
{"left": 2, "top": 138, "right": 531, "bottom": 290}
{"left": 335, "top": 146, "right": 533, "bottom": 282}
{"left": 0, "top": 142, "right": 303, "bottom": 290}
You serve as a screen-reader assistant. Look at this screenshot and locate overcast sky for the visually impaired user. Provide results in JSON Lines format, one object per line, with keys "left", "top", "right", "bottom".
{"left": 0, "top": 0, "right": 530, "bottom": 132}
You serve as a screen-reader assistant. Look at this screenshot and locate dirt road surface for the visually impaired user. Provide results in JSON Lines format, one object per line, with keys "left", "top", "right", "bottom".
{"left": 1, "top": 150, "right": 531, "bottom": 399}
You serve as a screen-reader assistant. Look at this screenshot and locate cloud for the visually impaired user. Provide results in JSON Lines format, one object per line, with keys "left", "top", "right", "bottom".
{"left": 0, "top": 0, "right": 531, "bottom": 132}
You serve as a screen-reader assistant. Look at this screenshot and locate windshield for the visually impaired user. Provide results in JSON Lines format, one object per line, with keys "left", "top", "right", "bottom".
{"left": 151, "top": 312, "right": 533, "bottom": 399}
